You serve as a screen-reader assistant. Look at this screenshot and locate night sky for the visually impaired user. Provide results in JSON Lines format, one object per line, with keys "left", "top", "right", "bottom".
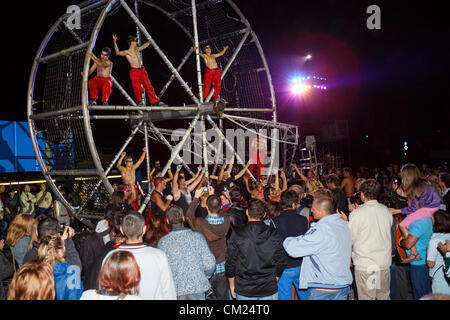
{"left": 2, "top": 0, "right": 449, "bottom": 169}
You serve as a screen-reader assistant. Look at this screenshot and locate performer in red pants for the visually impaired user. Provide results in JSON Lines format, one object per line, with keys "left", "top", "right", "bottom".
{"left": 113, "top": 34, "right": 165, "bottom": 106}
{"left": 194, "top": 44, "right": 229, "bottom": 100}
{"left": 246, "top": 136, "right": 268, "bottom": 180}
{"left": 86, "top": 47, "right": 113, "bottom": 105}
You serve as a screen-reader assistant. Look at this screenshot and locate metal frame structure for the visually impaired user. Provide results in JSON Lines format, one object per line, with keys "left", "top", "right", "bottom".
{"left": 27, "top": 0, "right": 299, "bottom": 226}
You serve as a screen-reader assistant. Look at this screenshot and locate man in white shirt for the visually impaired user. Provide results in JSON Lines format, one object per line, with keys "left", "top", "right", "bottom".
{"left": 340, "top": 179, "right": 393, "bottom": 300}
{"left": 20, "top": 184, "right": 37, "bottom": 214}
{"left": 103, "top": 212, "right": 176, "bottom": 300}
{"left": 36, "top": 184, "right": 53, "bottom": 217}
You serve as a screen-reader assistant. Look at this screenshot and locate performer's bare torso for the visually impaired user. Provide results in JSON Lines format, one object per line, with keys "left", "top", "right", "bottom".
{"left": 124, "top": 47, "right": 143, "bottom": 69}
{"left": 96, "top": 61, "right": 112, "bottom": 78}
{"left": 120, "top": 166, "right": 136, "bottom": 186}
{"left": 201, "top": 54, "right": 219, "bottom": 69}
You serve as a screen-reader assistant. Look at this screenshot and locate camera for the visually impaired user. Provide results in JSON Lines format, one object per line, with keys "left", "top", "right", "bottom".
{"left": 223, "top": 187, "right": 227, "bottom": 191}
{"left": 59, "top": 224, "right": 66, "bottom": 235}
{"left": 203, "top": 187, "right": 209, "bottom": 192}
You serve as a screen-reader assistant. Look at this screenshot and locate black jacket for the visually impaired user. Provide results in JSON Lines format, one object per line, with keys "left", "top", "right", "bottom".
{"left": 228, "top": 204, "right": 248, "bottom": 229}
{"left": 225, "top": 221, "right": 287, "bottom": 297}
{"left": 270, "top": 209, "right": 309, "bottom": 269}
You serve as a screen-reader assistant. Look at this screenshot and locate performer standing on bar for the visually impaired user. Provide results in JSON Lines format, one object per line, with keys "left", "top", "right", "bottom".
{"left": 112, "top": 34, "right": 165, "bottom": 106}
{"left": 194, "top": 44, "right": 229, "bottom": 101}
{"left": 116, "top": 148, "right": 147, "bottom": 211}
{"left": 85, "top": 47, "right": 113, "bottom": 106}
{"left": 246, "top": 135, "right": 267, "bottom": 180}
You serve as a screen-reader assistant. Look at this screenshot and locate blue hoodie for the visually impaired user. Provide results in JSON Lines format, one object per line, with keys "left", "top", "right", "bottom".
{"left": 53, "top": 261, "right": 84, "bottom": 300}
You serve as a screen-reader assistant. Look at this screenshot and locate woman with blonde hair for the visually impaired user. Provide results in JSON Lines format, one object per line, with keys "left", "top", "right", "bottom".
{"left": 37, "top": 234, "right": 84, "bottom": 300}
{"left": 5, "top": 214, "right": 35, "bottom": 267}
{"left": 81, "top": 250, "right": 141, "bottom": 300}
{"left": 7, "top": 261, "right": 55, "bottom": 300}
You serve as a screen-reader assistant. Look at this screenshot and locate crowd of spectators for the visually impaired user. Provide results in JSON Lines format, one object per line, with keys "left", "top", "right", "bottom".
{"left": 0, "top": 159, "right": 449, "bottom": 300}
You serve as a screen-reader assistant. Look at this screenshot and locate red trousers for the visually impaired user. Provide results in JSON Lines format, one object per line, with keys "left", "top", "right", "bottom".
{"left": 203, "top": 68, "right": 222, "bottom": 100}
{"left": 123, "top": 185, "right": 140, "bottom": 211}
{"left": 246, "top": 151, "right": 265, "bottom": 179}
{"left": 129, "top": 68, "right": 159, "bottom": 104}
{"left": 88, "top": 76, "right": 112, "bottom": 102}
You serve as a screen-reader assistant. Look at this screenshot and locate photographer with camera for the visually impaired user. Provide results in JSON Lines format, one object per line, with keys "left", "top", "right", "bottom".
{"left": 186, "top": 186, "right": 231, "bottom": 300}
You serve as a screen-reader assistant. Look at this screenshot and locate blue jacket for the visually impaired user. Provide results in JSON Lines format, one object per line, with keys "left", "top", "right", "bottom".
{"left": 283, "top": 214, "right": 353, "bottom": 289}
{"left": 54, "top": 261, "right": 84, "bottom": 300}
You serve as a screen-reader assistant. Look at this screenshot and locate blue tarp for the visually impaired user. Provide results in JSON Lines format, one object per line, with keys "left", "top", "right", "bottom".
{"left": 0, "top": 121, "right": 45, "bottom": 173}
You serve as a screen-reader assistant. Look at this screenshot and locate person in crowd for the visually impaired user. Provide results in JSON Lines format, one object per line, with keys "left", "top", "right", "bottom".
{"left": 150, "top": 177, "right": 173, "bottom": 217}
{"left": 20, "top": 185, "right": 36, "bottom": 215}
{"left": 0, "top": 202, "right": 7, "bottom": 241}
{"left": 291, "top": 163, "right": 323, "bottom": 193}
{"left": 158, "top": 205, "right": 216, "bottom": 300}
{"left": 390, "top": 164, "right": 441, "bottom": 263}
{"left": 7, "top": 261, "right": 55, "bottom": 300}
{"left": 226, "top": 199, "right": 287, "bottom": 300}
{"left": 397, "top": 201, "right": 434, "bottom": 299}
{"left": 54, "top": 190, "right": 70, "bottom": 226}
{"left": 102, "top": 212, "right": 176, "bottom": 299}
{"left": 37, "top": 233, "right": 83, "bottom": 300}
{"left": 340, "top": 179, "right": 393, "bottom": 300}
{"left": 112, "top": 34, "right": 165, "bottom": 106}
{"left": 172, "top": 165, "right": 204, "bottom": 214}
{"left": 288, "top": 183, "right": 311, "bottom": 220}
{"left": 226, "top": 188, "right": 248, "bottom": 234}
{"left": 340, "top": 168, "right": 356, "bottom": 198}
{"left": 5, "top": 214, "right": 35, "bottom": 268}
{"left": 4, "top": 188, "right": 21, "bottom": 223}
{"left": 144, "top": 215, "right": 169, "bottom": 247}
{"left": 269, "top": 190, "right": 309, "bottom": 300}
{"left": 22, "top": 217, "right": 82, "bottom": 272}
{"left": 438, "top": 173, "right": 450, "bottom": 212}
{"left": 244, "top": 176, "right": 265, "bottom": 200}
{"left": 267, "top": 169, "right": 288, "bottom": 202}
{"left": 326, "top": 174, "right": 349, "bottom": 216}
{"left": 85, "top": 47, "right": 113, "bottom": 106}
{"left": 264, "top": 201, "right": 280, "bottom": 227}
{"left": 81, "top": 251, "right": 141, "bottom": 300}
{"left": 426, "top": 210, "right": 450, "bottom": 295}
{"left": 348, "top": 191, "right": 364, "bottom": 213}
{"left": 186, "top": 187, "right": 231, "bottom": 300}
{"left": 84, "top": 205, "right": 128, "bottom": 290}
{"left": 437, "top": 239, "right": 450, "bottom": 281}
{"left": 35, "top": 184, "right": 53, "bottom": 217}
{"left": 283, "top": 196, "right": 353, "bottom": 300}
{"left": 194, "top": 43, "right": 229, "bottom": 101}
{"left": 0, "top": 239, "right": 14, "bottom": 299}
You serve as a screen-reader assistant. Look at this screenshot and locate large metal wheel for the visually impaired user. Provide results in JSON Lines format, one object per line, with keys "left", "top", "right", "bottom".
{"left": 27, "top": 0, "right": 298, "bottom": 227}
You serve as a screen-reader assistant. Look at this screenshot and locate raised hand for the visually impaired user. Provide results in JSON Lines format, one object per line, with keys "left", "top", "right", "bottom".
{"left": 112, "top": 34, "right": 118, "bottom": 41}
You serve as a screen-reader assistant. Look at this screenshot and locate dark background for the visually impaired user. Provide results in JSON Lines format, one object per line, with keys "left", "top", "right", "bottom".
{"left": 1, "top": 0, "right": 449, "bottom": 170}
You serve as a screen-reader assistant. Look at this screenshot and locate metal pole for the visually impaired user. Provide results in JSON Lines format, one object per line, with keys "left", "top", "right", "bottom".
{"left": 143, "top": 122, "right": 152, "bottom": 199}
{"left": 192, "top": 0, "right": 203, "bottom": 105}
{"left": 76, "top": 120, "right": 144, "bottom": 214}
{"left": 158, "top": 48, "right": 193, "bottom": 99}
{"left": 134, "top": 0, "right": 146, "bottom": 105}
{"left": 139, "top": 114, "right": 201, "bottom": 213}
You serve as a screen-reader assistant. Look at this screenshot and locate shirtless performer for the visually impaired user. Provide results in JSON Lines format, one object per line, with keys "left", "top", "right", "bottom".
{"left": 194, "top": 44, "right": 229, "bottom": 100}
{"left": 116, "top": 148, "right": 147, "bottom": 210}
{"left": 340, "top": 167, "right": 356, "bottom": 198}
{"left": 112, "top": 34, "right": 165, "bottom": 106}
{"left": 85, "top": 47, "right": 113, "bottom": 105}
{"left": 246, "top": 135, "right": 267, "bottom": 180}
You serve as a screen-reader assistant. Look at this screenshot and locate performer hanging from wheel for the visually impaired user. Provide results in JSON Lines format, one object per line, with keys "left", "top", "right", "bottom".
{"left": 116, "top": 148, "right": 147, "bottom": 211}
{"left": 112, "top": 34, "right": 165, "bottom": 106}
{"left": 194, "top": 44, "right": 229, "bottom": 100}
{"left": 85, "top": 47, "right": 113, "bottom": 106}
{"left": 246, "top": 135, "right": 267, "bottom": 180}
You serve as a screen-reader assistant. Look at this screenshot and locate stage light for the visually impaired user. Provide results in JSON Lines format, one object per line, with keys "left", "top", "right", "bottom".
{"left": 306, "top": 54, "right": 312, "bottom": 60}
{"left": 291, "top": 83, "right": 308, "bottom": 95}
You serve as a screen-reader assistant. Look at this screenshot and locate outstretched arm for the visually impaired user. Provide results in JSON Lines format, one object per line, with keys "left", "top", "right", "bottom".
{"left": 117, "top": 152, "right": 126, "bottom": 171}
{"left": 188, "top": 171, "right": 205, "bottom": 192}
{"left": 165, "top": 169, "right": 174, "bottom": 183}
{"left": 86, "top": 53, "right": 111, "bottom": 68}
{"left": 133, "top": 148, "right": 146, "bottom": 170}
{"left": 213, "top": 46, "right": 229, "bottom": 58}
{"left": 291, "top": 163, "right": 307, "bottom": 182}
{"left": 243, "top": 176, "right": 252, "bottom": 194}
{"left": 234, "top": 161, "right": 251, "bottom": 180}
{"left": 280, "top": 170, "right": 288, "bottom": 193}
{"left": 185, "top": 168, "right": 201, "bottom": 185}
{"left": 112, "top": 34, "right": 128, "bottom": 56}
{"left": 193, "top": 46, "right": 205, "bottom": 58}
{"left": 172, "top": 166, "right": 181, "bottom": 201}
{"left": 137, "top": 41, "right": 151, "bottom": 51}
